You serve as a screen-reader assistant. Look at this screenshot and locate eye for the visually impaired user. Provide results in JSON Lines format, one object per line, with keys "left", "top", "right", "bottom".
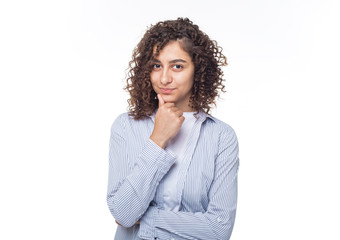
{"left": 173, "top": 64, "right": 183, "bottom": 70}
{"left": 152, "top": 64, "right": 162, "bottom": 71}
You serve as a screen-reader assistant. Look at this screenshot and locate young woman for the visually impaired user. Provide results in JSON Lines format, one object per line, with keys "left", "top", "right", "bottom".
{"left": 107, "top": 18, "right": 239, "bottom": 240}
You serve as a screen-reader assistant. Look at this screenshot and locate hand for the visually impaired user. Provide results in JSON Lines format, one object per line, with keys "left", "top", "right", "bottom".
{"left": 150, "top": 94, "right": 185, "bottom": 149}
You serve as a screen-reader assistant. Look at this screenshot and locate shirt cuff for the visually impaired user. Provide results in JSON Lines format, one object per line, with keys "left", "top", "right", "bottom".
{"left": 138, "top": 139, "right": 176, "bottom": 174}
{"left": 138, "top": 206, "right": 159, "bottom": 240}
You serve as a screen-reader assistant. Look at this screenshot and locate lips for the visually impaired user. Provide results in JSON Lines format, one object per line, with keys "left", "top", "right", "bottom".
{"left": 159, "top": 88, "right": 175, "bottom": 94}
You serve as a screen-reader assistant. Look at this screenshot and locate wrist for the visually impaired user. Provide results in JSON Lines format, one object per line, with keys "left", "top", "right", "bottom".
{"left": 150, "top": 134, "right": 167, "bottom": 149}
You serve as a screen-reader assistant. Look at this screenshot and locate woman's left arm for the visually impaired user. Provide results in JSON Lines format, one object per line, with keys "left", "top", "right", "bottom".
{"left": 139, "top": 128, "right": 239, "bottom": 240}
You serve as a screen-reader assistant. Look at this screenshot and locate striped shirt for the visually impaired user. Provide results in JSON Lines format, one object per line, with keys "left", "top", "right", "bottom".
{"left": 153, "top": 111, "right": 197, "bottom": 212}
{"left": 107, "top": 111, "right": 239, "bottom": 240}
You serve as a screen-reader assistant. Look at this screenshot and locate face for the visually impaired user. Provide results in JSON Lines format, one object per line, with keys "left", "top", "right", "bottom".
{"left": 150, "top": 40, "right": 195, "bottom": 112}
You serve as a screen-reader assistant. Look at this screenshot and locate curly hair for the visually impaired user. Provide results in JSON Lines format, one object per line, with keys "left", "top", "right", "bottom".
{"left": 125, "top": 17, "right": 227, "bottom": 119}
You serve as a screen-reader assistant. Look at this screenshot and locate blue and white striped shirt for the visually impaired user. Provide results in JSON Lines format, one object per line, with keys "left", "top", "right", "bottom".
{"left": 107, "top": 111, "right": 239, "bottom": 240}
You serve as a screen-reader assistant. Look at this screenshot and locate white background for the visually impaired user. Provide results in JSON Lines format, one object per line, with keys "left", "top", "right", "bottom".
{"left": 1, "top": 0, "right": 339, "bottom": 239}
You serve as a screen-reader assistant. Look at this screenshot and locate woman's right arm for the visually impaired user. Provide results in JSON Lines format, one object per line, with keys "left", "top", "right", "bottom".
{"left": 106, "top": 113, "right": 176, "bottom": 228}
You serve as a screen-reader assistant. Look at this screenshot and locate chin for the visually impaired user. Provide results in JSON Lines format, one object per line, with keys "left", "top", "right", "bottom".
{"left": 161, "top": 95, "right": 176, "bottom": 102}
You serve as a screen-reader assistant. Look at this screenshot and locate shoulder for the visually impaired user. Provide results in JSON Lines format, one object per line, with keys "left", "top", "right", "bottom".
{"left": 205, "top": 115, "right": 238, "bottom": 139}
{"left": 205, "top": 116, "right": 239, "bottom": 163}
{"left": 110, "top": 112, "right": 132, "bottom": 133}
{"left": 110, "top": 112, "right": 151, "bottom": 132}
{"left": 111, "top": 112, "right": 128, "bottom": 128}
{"left": 204, "top": 115, "right": 239, "bottom": 155}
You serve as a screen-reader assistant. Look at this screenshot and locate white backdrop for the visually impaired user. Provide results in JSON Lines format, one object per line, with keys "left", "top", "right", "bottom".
{"left": 1, "top": 0, "right": 339, "bottom": 239}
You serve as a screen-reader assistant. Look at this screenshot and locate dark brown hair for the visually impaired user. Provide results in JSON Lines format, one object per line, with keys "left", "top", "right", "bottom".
{"left": 125, "top": 17, "right": 227, "bottom": 119}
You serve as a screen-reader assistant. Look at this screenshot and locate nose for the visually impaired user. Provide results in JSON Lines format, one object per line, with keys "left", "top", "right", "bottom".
{"left": 160, "top": 68, "right": 172, "bottom": 85}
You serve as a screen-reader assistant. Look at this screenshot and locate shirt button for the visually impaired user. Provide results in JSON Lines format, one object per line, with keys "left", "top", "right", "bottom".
{"left": 217, "top": 217, "right": 222, "bottom": 223}
{"left": 170, "top": 238, "right": 175, "bottom": 240}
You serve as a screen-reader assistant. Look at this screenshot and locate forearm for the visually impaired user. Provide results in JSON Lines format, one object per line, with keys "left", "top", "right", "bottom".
{"left": 107, "top": 139, "right": 176, "bottom": 227}
{"left": 139, "top": 206, "right": 236, "bottom": 240}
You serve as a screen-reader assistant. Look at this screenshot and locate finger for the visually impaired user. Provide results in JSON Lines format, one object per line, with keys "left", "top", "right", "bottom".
{"left": 175, "top": 110, "right": 183, "bottom": 118}
{"left": 166, "top": 105, "right": 177, "bottom": 114}
{"left": 169, "top": 107, "right": 183, "bottom": 116}
{"left": 179, "top": 115, "right": 185, "bottom": 122}
{"left": 176, "top": 110, "right": 183, "bottom": 117}
{"left": 157, "top": 94, "right": 165, "bottom": 106}
{"left": 164, "top": 102, "right": 175, "bottom": 108}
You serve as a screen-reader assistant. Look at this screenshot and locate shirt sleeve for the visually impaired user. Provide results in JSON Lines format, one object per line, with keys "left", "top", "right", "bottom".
{"left": 106, "top": 114, "right": 176, "bottom": 228}
{"left": 139, "top": 127, "right": 239, "bottom": 240}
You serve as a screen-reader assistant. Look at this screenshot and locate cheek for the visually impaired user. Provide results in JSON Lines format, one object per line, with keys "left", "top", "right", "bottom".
{"left": 180, "top": 73, "right": 194, "bottom": 89}
{"left": 150, "top": 73, "right": 157, "bottom": 85}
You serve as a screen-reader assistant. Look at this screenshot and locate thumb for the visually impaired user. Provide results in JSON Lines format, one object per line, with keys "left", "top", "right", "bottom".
{"left": 157, "top": 94, "right": 165, "bottom": 106}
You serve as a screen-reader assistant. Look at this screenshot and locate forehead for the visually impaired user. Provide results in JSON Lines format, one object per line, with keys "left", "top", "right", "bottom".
{"left": 152, "top": 41, "right": 191, "bottom": 60}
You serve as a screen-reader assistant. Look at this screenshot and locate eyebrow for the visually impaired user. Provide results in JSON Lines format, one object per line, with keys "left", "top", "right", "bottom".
{"left": 153, "top": 58, "right": 187, "bottom": 64}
